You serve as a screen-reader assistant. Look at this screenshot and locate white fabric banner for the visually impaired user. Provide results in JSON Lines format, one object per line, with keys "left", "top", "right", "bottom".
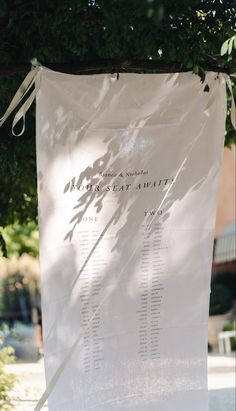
{"left": 36, "top": 69, "right": 226, "bottom": 411}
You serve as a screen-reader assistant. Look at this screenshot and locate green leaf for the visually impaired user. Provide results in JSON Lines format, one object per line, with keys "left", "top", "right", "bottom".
{"left": 186, "top": 60, "right": 193, "bottom": 69}
{"left": 193, "top": 65, "right": 199, "bottom": 74}
{"left": 147, "top": 8, "right": 154, "bottom": 18}
{"left": 228, "top": 37, "right": 234, "bottom": 55}
{"left": 221, "top": 39, "right": 229, "bottom": 56}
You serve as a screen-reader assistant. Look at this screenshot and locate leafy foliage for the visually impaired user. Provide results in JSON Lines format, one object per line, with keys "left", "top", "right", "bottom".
{"left": 0, "top": 336, "right": 15, "bottom": 411}
{"left": 0, "top": 221, "right": 39, "bottom": 258}
{"left": 0, "top": 0, "right": 235, "bottom": 233}
{"left": 221, "top": 35, "right": 236, "bottom": 56}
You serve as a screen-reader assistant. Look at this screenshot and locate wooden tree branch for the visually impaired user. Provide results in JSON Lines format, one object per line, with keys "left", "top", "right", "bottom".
{"left": 0, "top": 60, "right": 234, "bottom": 75}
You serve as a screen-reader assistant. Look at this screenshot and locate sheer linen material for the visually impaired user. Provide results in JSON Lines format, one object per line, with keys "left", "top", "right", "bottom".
{"left": 36, "top": 70, "right": 226, "bottom": 411}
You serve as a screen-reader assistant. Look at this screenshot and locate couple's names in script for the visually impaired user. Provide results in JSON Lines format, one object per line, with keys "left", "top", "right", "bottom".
{"left": 100, "top": 170, "right": 148, "bottom": 178}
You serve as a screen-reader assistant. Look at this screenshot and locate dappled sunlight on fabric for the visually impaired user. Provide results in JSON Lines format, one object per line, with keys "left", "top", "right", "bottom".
{"left": 35, "top": 69, "right": 226, "bottom": 411}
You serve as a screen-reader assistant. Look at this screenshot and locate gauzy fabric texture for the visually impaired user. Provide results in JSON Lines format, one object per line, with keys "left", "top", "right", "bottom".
{"left": 36, "top": 69, "right": 226, "bottom": 411}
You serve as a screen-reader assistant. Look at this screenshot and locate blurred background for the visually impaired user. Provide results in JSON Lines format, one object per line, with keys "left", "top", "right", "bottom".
{"left": 0, "top": 146, "right": 235, "bottom": 411}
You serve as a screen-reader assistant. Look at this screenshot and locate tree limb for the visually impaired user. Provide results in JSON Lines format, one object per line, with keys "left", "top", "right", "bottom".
{"left": 0, "top": 59, "right": 234, "bottom": 75}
